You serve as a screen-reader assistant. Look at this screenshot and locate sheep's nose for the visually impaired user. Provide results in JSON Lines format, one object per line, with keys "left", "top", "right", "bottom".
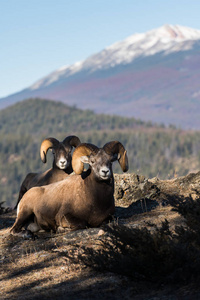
{"left": 102, "top": 170, "right": 109, "bottom": 175}
{"left": 60, "top": 160, "right": 66, "bottom": 165}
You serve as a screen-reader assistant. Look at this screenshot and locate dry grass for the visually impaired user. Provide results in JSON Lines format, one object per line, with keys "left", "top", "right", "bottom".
{"left": 1, "top": 172, "right": 200, "bottom": 299}
{"left": 0, "top": 216, "right": 138, "bottom": 300}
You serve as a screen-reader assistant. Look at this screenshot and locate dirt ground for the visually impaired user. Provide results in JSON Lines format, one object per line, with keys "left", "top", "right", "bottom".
{"left": 1, "top": 172, "right": 200, "bottom": 299}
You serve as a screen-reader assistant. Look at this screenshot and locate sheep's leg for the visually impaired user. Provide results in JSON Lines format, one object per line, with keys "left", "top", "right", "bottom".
{"left": 11, "top": 218, "right": 38, "bottom": 240}
{"left": 35, "top": 213, "right": 57, "bottom": 232}
{"left": 12, "top": 229, "right": 36, "bottom": 240}
{"left": 58, "top": 214, "right": 87, "bottom": 233}
{"left": 10, "top": 207, "right": 36, "bottom": 239}
{"left": 10, "top": 217, "right": 28, "bottom": 234}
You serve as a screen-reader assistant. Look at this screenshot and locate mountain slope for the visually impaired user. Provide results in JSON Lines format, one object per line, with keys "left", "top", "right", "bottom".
{"left": 1, "top": 25, "right": 200, "bottom": 129}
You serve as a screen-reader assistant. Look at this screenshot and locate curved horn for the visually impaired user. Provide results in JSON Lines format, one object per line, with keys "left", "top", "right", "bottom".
{"left": 72, "top": 143, "right": 99, "bottom": 174}
{"left": 103, "top": 141, "right": 129, "bottom": 172}
{"left": 62, "top": 135, "right": 81, "bottom": 148}
{"left": 40, "top": 137, "right": 60, "bottom": 163}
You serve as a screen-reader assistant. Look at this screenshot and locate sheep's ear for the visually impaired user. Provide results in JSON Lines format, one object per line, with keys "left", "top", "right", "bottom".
{"left": 80, "top": 156, "right": 90, "bottom": 164}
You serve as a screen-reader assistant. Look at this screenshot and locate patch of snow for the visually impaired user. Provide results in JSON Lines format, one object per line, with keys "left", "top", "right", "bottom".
{"left": 29, "top": 24, "right": 200, "bottom": 90}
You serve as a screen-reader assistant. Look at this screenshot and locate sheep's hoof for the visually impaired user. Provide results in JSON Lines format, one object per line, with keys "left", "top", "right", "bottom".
{"left": 22, "top": 230, "right": 37, "bottom": 240}
{"left": 57, "top": 226, "right": 66, "bottom": 233}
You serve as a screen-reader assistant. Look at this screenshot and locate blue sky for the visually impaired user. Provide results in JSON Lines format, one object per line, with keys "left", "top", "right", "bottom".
{"left": 1, "top": 0, "right": 200, "bottom": 98}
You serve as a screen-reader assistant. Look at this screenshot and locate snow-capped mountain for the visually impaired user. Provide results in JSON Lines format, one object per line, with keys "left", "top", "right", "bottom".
{"left": 1, "top": 24, "right": 200, "bottom": 129}
{"left": 30, "top": 24, "right": 200, "bottom": 90}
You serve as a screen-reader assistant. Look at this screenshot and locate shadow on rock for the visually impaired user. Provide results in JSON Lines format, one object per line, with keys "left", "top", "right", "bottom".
{"left": 115, "top": 198, "right": 159, "bottom": 219}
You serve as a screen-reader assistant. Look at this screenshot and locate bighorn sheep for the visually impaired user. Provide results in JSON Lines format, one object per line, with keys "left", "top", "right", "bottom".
{"left": 10, "top": 141, "right": 128, "bottom": 238}
{"left": 14, "top": 135, "right": 81, "bottom": 209}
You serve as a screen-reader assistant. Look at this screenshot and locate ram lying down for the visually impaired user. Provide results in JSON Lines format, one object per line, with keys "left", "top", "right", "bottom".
{"left": 14, "top": 135, "right": 81, "bottom": 209}
{"left": 10, "top": 141, "right": 128, "bottom": 239}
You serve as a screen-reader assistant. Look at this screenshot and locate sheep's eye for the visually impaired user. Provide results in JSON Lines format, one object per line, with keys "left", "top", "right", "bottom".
{"left": 90, "top": 159, "right": 95, "bottom": 164}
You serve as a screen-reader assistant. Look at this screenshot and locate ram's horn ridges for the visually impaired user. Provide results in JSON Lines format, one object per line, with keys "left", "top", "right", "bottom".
{"left": 62, "top": 135, "right": 81, "bottom": 148}
{"left": 103, "top": 141, "right": 129, "bottom": 172}
{"left": 72, "top": 143, "right": 99, "bottom": 174}
{"left": 40, "top": 138, "right": 60, "bottom": 163}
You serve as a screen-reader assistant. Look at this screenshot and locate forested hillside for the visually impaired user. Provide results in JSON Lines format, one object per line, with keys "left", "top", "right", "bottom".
{"left": 1, "top": 98, "right": 200, "bottom": 206}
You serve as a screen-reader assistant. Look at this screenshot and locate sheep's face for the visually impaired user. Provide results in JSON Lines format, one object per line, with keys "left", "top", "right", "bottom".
{"left": 81, "top": 149, "right": 117, "bottom": 181}
{"left": 52, "top": 144, "right": 72, "bottom": 170}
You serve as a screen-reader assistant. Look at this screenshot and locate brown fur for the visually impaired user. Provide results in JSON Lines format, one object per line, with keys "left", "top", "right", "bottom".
{"left": 11, "top": 141, "right": 128, "bottom": 237}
